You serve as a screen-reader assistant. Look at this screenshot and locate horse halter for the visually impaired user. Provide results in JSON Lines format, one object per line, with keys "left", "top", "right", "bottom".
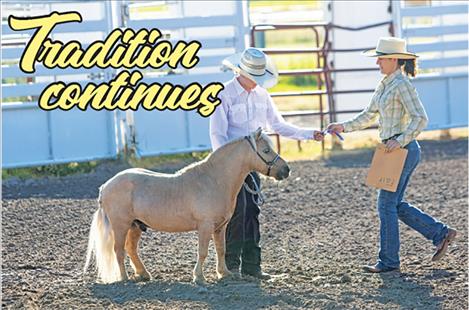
{"left": 244, "top": 136, "right": 280, "bottom": 176}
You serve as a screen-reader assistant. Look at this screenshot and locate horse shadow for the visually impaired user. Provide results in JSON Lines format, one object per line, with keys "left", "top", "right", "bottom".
{"left": 90, "top": 278, "right": 300, "bottom": 309}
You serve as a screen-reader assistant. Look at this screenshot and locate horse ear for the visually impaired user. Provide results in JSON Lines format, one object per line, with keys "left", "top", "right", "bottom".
{"left": 254, "top": 127, "right": 262, "bottom": 140}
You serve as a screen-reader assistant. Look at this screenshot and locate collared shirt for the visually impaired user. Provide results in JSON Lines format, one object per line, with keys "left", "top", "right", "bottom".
{"left": 209, "top": 77, "right": 315, "bottom": 150}
{"left": 342, "top": 69, "right": 428, "bottom": 147}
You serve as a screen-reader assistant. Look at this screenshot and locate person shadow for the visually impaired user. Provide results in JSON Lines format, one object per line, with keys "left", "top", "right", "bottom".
{"left": 338, "top": 269, "right": 450, "bottom": 309}
{"left": 89, "top": 277, "right": 301, "bottom": 309}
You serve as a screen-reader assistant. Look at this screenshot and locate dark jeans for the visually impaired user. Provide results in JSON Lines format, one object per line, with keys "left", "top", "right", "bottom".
{"left": 225, "top": 172, "right": 262, "bottom": 274}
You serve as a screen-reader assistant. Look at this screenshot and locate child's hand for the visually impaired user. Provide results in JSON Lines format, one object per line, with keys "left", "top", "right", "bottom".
{"left": 313, "top": 130, "right": 324, "bottom": 141}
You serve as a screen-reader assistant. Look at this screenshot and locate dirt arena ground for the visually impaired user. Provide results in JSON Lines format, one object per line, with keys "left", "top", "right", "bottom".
{"left": 2, "top": 139, "right": 468, "bottom": 309}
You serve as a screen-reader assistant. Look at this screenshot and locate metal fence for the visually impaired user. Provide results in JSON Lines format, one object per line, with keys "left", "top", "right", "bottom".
{"left": 393, "top": 1, "right": 468, "bottom": 130}
{"left": 1, "top": 0, "right": 248, "bottom": 168}
{"left": 124, "top": 0, "right": 248, "bottom": 157}
{"left": 2, "top": 1, "right": 118, "bottom": 168}
{"left": 251, "top": 2, "right": 467, "bottom": 153}
{"left": 2, "top": 1, "right": 466, "bottom": 168}
{"left": 251, "top": 21, "right": 393, "bottom": 151}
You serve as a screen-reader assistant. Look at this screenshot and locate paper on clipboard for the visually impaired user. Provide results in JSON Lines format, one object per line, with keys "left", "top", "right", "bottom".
{"left": 366, "top": 143, "right": 408, "bottom": 192}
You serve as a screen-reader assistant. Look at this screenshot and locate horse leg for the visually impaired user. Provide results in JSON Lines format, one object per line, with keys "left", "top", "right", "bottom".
{"left": 125, "top": 225, "right": 151, "bottom": 282}
{"left": 113, "top": 223, "right": 130, "bottom": 281}
{"left": 213, "top": 226, "right": 232, "bottom": 279}
{"left": 193, "top": 224, "right": 212, "bottom": 284}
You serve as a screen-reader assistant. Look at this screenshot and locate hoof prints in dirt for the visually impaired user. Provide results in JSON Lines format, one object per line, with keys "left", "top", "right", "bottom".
{"left": 2, "top": 139, "right": 468, "bottom": 309}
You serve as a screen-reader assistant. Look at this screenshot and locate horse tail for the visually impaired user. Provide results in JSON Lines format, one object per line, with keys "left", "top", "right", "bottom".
{"left": 83, "top": 194, "right": 121, "bottom": 283}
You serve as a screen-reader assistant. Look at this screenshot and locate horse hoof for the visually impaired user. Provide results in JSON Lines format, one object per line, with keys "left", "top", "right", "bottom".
{"left": 192, "top": 277, "right": 207, "bottom": 286}
{"left": 218, "top": 270, "right": 238, "bottom": 280}
{"left": 131, "top": 274, "right": 151, "bottom": 282}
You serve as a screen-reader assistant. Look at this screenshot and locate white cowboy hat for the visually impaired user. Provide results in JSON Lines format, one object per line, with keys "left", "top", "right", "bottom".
{"left": 222, "top": 48, "right": 279, "bottom": 89}
{"left": 362, "top": 37, "right": 418, "bottom": 59}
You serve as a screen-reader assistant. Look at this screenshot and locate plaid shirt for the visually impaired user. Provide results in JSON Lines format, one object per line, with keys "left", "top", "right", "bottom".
{"left": 342, "top": 69, "right": 428, "bottom": 147}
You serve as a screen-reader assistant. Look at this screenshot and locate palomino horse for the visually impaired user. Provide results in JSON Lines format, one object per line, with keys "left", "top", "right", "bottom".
{"left": 83, "top": 128, "right": 290, "bottom": 284}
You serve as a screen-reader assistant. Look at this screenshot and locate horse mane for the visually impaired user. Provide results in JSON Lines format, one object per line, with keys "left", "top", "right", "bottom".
{"left": 175, "top": 136, "right": 247, "bottom": 175}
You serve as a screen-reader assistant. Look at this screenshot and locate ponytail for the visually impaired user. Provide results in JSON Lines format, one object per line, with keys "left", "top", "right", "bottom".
{"left": 398, "top": 59, "right": 417, "bottom": 77}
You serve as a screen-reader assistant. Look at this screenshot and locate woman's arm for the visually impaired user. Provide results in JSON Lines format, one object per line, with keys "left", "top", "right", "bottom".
{"left": 395, "top": 81, "right": 428, "bottom": 146}
{"left": 341, "top": 97, "right": 379, "bottom": 132}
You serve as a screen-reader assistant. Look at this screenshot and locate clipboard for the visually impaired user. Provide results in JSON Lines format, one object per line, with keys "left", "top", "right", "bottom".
{"left": 366, "top": 143, "right": 408, "bottom": 192}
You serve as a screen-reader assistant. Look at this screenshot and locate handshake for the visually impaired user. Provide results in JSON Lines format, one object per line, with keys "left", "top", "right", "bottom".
{"left": 312, "top": 123, "right": 345, "bottom": 142}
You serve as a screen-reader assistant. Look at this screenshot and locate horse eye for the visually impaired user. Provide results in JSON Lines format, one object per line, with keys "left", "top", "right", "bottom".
{"left": 263, "top": 148, "right": 270, "bottom": 154}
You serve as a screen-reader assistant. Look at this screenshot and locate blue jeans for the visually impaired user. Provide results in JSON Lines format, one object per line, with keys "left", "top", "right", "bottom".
{"left": 376, "top": 140, "right": 448, "bottom": 269}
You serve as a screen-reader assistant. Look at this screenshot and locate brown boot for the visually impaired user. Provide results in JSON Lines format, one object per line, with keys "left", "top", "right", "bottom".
{"left": 432, "top": 228, "right": 457, "bottom": 262}
{"left": 362, "top": 264, "right": 400, "bottom": 273}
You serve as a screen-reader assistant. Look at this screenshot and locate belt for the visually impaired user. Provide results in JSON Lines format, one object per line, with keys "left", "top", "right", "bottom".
{"left": 382, "top": 133, "right": 402, "bottom": 144}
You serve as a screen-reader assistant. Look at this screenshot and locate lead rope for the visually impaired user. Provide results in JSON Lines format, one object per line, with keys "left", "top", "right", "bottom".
{"left": 243, "top": 172, "right": 265, "bottom": 207}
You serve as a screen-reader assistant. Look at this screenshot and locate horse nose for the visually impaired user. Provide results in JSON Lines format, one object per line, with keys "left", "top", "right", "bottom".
{"left": 279, "top": 165, "right": 290, "bottom": 179}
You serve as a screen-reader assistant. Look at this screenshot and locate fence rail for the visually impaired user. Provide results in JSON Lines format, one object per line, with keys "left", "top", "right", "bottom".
{"left": 252, "top": 2, "right": 468, "bottom": 152}
{"left": 2, "top": 0, "right": 248, "bottom": 168}
{"left": 398, "top": 2, "right": 468, "bottom": 130}
{"left": 251, "top": 21, "right": 390, "bottom": 151}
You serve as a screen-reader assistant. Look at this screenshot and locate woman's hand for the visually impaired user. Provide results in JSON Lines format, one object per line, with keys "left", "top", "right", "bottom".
{"left": 326, "top": 123, "right": 345, "bottom": 135}
{"left": 313, "top": 130, "right": 324, "bottom": 141}
{"left": 385, "top": 139, "right": 401, "bottom": 152}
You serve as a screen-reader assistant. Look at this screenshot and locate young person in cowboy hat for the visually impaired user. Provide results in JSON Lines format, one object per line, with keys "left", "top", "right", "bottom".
{"left": 327, "top": 37, "right": 457, "bottom": 273}
{"left": 210, "top": 47, "right": 324, "bottom": 279}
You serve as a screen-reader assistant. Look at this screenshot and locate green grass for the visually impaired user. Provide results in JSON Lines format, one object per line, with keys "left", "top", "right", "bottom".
{"left": 264, "top": 29, "right": 323, "bottom": 49}
{"left": 3, "top": 129, "right": 467, "bottom": 180}
{"left": 273, "top": 128, "right": 469, "bottom": 161}
{"left": 2, "top": 161, "right": 99, "bottom": 180}
{"left": 1, "top": 152, "right": 209, "bottom": 181}
{"left": 273, "top": 94, "right": 324, "bottom": 111}
{"left": 129, "top": 3, "right": 169, "bottom": 14}
{"left": 270, "top": 82, "right": 317, "bottom": 92}
{"left": 268, "top": 52, "right": 322, "bottom": 101}
{"left": 270, "top": 54, "right": 318, "bottom": 70}
{"left": 126, "top": 151, "right": 209, "bottom": 169}
{"left": 255, "top": 26, "right": 325, "bottom": 110}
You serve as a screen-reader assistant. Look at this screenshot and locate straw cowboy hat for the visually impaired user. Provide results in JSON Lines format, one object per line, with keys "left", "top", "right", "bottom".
{"left": 222, "top": 47, "right": 279, "bottom": 89}
{"left": 362, "top": 37, "right": 418, "bottom": 59}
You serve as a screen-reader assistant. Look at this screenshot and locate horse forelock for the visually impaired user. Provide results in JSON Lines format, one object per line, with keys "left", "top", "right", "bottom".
{"left": 260, "top": 133, "right": 275, "bottom": 150}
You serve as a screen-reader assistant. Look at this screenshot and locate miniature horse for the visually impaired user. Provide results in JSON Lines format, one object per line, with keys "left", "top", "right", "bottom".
{"left": 84, "top": 128, "right": 290, "bottom": 284}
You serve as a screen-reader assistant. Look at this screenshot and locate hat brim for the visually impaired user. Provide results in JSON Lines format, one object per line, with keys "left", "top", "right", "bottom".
{"left": 362, "top": 49, "right": 418, "bottom": 60}
{"left": 222, "top": 52, "right": 279, "bottom": 89}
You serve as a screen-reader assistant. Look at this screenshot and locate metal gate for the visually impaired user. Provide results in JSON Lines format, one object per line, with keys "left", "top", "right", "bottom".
{"left": 2, "top": 1, "right": 118, "bottom": 168}
{"left": 329, "top": 1, "right": 467, "bottom": 130}
{"left": 124, "top": 1, "right": 248, "bottom": 157}
{"left": 1, "top": 0, "right": 248, "bottom": 168}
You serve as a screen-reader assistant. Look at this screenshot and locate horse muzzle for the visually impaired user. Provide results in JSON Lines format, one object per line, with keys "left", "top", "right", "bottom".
{"left": 275, "top": 165, "right": 290, "bottom": 180}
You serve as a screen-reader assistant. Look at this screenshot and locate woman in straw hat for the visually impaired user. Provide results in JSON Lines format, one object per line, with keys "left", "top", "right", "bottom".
{"left": 327, "top": 37, "right": 457, "bottom": 273}
{"left": 210, "top": 47, "right": 324, "bottom": 279}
